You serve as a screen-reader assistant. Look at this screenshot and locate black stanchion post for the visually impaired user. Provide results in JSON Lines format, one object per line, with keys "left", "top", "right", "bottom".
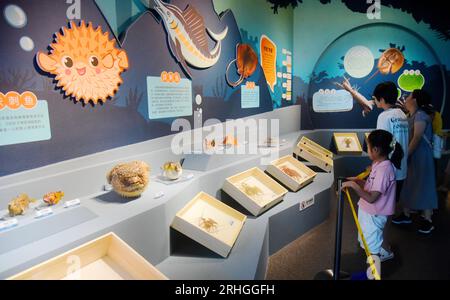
{"left": 315, "top": 177, "right": 350, "bottom": 280}
{"left": 333, "top": 177, "right": 345, "bottom": 280}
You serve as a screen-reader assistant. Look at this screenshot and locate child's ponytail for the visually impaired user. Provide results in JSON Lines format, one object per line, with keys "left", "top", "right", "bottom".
{"left": 389, "top": 141, "right": 404, "bottom": 170}
{"left": 367, "top": 130, "right": 404, "bottom": 170}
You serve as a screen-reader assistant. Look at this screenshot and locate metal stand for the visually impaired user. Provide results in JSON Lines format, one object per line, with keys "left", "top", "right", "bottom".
{"left": 314, "top": 177, "right": 350, "bottom": 280}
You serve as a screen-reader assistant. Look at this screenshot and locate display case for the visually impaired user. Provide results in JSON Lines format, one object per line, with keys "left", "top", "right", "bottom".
{"left": 171, "top": 192, "right": 246, "bottom": 258}
{"left": 8, "top": 232, "right": 167, "bottom": 280}
{"left": 266, "top": 155, "right": 317, "bottom": 192}
{"left": 333, "top": 133, "right": 363, "bottom": 155}
{"left": 294, "top": 136, "right": 334, "bottom": 173}
{"left": 222, "top": 167, "right": 288, "bottom": 216}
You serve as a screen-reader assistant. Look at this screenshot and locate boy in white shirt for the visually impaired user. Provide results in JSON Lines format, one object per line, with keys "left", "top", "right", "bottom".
{"left": 337, "top": 79, "right": 409, "bottom": 201}
{"left": 373, "top": 82, "right": 409, "bottom": 201}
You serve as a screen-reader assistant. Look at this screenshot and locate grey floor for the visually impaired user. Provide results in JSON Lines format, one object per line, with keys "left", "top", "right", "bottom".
{"left": 267, "top": 190, "right": 450, "bottom": 280}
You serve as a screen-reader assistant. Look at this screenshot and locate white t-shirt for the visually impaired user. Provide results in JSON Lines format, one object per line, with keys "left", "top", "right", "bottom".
{"left": 376, "top": 108, "right": 409, "bottom": 181}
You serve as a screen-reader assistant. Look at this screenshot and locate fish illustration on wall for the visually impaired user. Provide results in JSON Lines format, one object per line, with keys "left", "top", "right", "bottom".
{"left": 143, "top": 0, "right": 228, "bottom": 78}
{"left": 36, "top": 21, "right": 129, "bottom": 105}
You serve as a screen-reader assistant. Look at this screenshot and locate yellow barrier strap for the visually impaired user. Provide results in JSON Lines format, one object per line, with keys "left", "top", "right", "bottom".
{"left": 356, "top": 168, "right": 371, "bottom": 180}
{"left": 343, "top": 188, "right": 381, "bottom": 280}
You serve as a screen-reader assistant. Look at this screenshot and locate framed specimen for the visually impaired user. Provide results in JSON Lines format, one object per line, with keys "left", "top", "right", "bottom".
{"left": 222, "top": 167, "right": 288, "bottom": 216}
{"left": 294, "top": 136, "right": 334, "bottom": 173}
{"left": 266, "top": 155, "right": 317, "bottom": 192}
{"left": 9, "top": 232, "right": 167, "bottom": 280}
{"left": 171, "top": 192, "right": 246, "bottom": 258}
{"left": 333, "top": 132, "right": 363, "bottom": 155}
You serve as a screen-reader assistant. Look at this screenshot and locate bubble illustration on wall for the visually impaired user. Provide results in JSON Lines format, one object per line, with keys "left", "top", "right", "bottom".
{"left": 398, "top": 70, "right": 425, "bottom": 92}
{"left": 343, "top": 46, "right": 374, "bottom": 78}
{"left": 4, "top": 4, "right": 27, "bottom": 28}
{"left": 19, "top": 36, "right": 34, "bottom": 52}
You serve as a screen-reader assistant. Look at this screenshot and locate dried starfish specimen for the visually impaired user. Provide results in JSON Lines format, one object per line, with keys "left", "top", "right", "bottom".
{"left": 43, "top": 191, "right": 64, "bottom": 206}
{"left": 107, "top": 161, "right": 150, "bottom": 198}
{"left": 280, "top": 166, "right": 304, "bottom": 182}
{"left": 8, "top": 194, "right": 36, "bottom": 217}
{"left": 240, "top": 182, "right": 263, "bottom": 197}
{"left": 198, "top": 217, "right": 218, "bottom": 233}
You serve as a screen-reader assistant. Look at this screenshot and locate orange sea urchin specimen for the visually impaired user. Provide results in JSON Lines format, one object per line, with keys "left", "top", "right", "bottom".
{"left": 36, "top": 21, "right": 129, "bottom": 105}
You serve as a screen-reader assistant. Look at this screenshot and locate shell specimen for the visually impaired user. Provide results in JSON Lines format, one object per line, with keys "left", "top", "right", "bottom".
{"left": 107, "top": 161, "right": 150, "bottom": 198}
{"left": 223, "top": 135, "right": 238, "bottom": 146}
{"left": 36, "top": 21, "right": 129, "bottom": 104}
{"left": 162, "top": 162, "right": 183, "bottom": 180}
{"left": 226, "top": 44, "right": 258, "bottom": 87}
{"left": 198, "top": 217, "right": 218, "bottom": 233}
{"left": 204, "top": 139, "right": 216, "bottom": 149}
{"left": 43, "top": 191, "right": 64, "bottom": 206}
{"left": 280, "top": 166, "right": 304, "bottom": 182}
{"left": 240, "top": 182, "right": 263, "bottom": 198}
{"left": 8, "top": 194, "right": 34, "bottom": 217}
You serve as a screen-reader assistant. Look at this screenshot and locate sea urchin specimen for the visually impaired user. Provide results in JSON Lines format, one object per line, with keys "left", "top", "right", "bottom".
{"left": 107, "top": 161, "right": 150, "bottom": 198}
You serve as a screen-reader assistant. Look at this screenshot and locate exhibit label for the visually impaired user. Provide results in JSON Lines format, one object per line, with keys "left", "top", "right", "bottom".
{"left": 147, "top": 75, "right": 193, "bottom": 120}
{"left": 299, "top": 198, "right": 315, "bottom": 211}
{"left": 35, "top": 207, "right": 53, "bottom": 219}
{"left": 0, "top": 98, "right": 51, "bottom": 146}
{"left": 241, "top": 84, "right": 260, "bottom": 108}
{"left": 260, "top": 35, "right": 277, "bottom": 93}
{"left": 0, "top": 218, "right": 18, "bottom": 231}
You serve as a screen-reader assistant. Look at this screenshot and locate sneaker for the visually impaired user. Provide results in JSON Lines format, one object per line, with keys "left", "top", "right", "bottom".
{"left": 392, "top": 213, "right": 412, "bottom": 225}
{"left": 418, "top": 218, "right": 435, "bottom": 234}
{"left": 379, "top": 248, "right": 394, "bottom": 263}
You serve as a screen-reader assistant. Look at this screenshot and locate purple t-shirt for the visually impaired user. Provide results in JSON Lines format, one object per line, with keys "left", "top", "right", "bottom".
{"left": 358, "top": 160, "right": 396, "bottom": 216}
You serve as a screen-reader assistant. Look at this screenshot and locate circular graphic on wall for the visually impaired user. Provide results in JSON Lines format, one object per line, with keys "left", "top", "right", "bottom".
{"left": 307, "top": 23, "right": 446, "bottom": 129}
{"left": 344, "top": 46, "right": 374, "bottom": 78}
{"left": 3, "top": 4, "right": 27, "bottom": 28}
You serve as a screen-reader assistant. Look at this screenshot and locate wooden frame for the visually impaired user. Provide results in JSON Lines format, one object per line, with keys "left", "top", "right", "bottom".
{"left": 171, "top": 192, "right": 246, "bottom": 258}
{"left": 222, "top": 167, "right": 288, "bottom": 216}
{"left": 333, "top": 132, "right": 363, "bottom": 155}
{"left": 8, "top": 232, "right": 168, "bottom": 280}
{"left": 266, "top": 155, "right": 317, "bottom": 192}
{"left": 293, "top": 136, "right": 333, "bottom": 173}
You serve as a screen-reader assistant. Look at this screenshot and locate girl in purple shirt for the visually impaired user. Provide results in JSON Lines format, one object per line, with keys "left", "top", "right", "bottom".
{"left": 343, "top": 130, "right": 404, "bottom": 262}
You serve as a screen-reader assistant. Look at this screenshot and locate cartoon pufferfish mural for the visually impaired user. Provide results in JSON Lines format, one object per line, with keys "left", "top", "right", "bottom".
{"left": 36, "top": 21, "right": 129, "bottom": 105}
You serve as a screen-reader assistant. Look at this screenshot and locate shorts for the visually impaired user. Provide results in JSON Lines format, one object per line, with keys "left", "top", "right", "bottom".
{"left": 358, "top": 209, "right": 388, "bottom": 255}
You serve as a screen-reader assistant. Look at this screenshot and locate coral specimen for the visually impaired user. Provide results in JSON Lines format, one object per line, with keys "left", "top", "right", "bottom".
{"left": 107, "top": 161, "right": 150, "bottom": 198}
{"left": 43, "top": 191, "right": 64, "bottom": 206}
{"left": 8, "top": 194, "right": 35, "bottom": 217}
{"left": 344, "top": 138, "right": 353, "bottom": 148}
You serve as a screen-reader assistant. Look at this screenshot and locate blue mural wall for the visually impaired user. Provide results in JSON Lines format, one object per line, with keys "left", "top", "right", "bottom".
{"left": 0, "top": 0, "right": 287, "bottom": 176}
{"left": 288, "top": 0, "right": 450, "bottom": 129}
{"left": 1, "top": 0, "right": 449, "bottom": 176}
